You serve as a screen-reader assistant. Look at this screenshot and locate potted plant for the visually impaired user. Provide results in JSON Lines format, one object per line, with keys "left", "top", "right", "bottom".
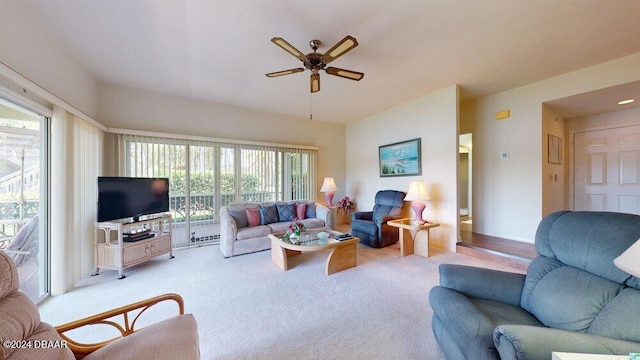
{"left": 285, "top": 218, "right": 306, "bottom": 241}
{"left": 338, "top": 196, "right": 355, "bottom": 224}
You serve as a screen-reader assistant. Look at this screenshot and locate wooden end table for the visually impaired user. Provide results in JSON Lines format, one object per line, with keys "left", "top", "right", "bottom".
{"left": 269, "top": 230, "right": 359, "bottom": 275}
{"left": 387, "top": 218, "right": 440, "bottom": 257}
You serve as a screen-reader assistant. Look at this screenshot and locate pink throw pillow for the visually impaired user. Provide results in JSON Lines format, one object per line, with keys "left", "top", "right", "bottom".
{"left": 245, "top": 208, "right": 261, "bottom": 227}
{"left": 296, "top": 203, "right": 307, "bottom": 220}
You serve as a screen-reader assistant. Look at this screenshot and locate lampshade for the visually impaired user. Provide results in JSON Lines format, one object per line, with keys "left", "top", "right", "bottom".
{"left": 320, "top": 177, "right": 338, "bottom": 193}
{"left": 614, "top": 239, "right": 640, "bottom": 278}
{"left": 404, "top": 181, "right": 431, "bottom": 201}
{"left": 320, "top": 177, "right": 338, "bottom": 207}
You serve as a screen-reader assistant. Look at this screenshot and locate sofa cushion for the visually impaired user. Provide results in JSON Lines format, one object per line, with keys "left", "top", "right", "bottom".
{"left": 259, "top": 204, "right": 279, "bottom": 225}
{"left": 351, "top": 219, "right": 378, "bottom": 236}
{"left": 20, "top": 322, "right": 75, "bottom": 360}
{"left": 537, "top": 211, "right": 640, "bottom": 284}
{"left": 84, "top": 315, "right": 199, "bottom": 360}
{"left": 296, "top": 203, "right": 307, "bottom": 219}
{"left": 276, "top": 203, "right": 295, "bottom": 222}
{"left": 0, "top": 251, "right": 19, "bottom": 298}
{"left": 228, "top": 209, "right": 248, "bottom": 228}
{"left": 268, "top": 222, "right": 291, "bottom": 234}
{"left": 0, "top": 289, "right": 41, "bottom": 359}
{"left": 245, "top": 208, "right": 261, "bottom": 227}
{"left": 525, "top": 264, "right": 622, "bottom": 332}
{"left": 236, "top": 225, "right": 271, "bottom": 240}
{"left": 588, "top": 288, "right": 640, "bottom": 342}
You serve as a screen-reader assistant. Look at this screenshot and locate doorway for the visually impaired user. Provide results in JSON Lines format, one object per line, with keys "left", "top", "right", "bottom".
{"left": 0, "top": 97, "right": 49, "bottom": 302}
{"left": 573, "top": 124, "right": 640, "bottom": 214}
{"left": 459, "top": 133, "right": 472, "bottom": 237}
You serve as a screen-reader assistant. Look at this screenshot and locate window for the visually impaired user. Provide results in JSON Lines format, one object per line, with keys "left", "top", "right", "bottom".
{"left": 0, "top": 97, "right": 49, "bottom": 302}
{"left": 121, "top": 135, "right": 317, "bottom": 248}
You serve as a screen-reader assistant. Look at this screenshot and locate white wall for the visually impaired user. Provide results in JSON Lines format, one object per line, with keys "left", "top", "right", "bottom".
{"left": 466, "top": 52, "right": 640, "bottom": 243}
{"left": 542, "top": 105, "right": 566, "bottom": 215}
{"left": 98, "top": 82, "right": 347, "bottom": 201}
{"left": 346, "top": 85, "right": 459, "bottom": 251}
{"left": 0, "top": 0, "right": 98, "bottom": 118}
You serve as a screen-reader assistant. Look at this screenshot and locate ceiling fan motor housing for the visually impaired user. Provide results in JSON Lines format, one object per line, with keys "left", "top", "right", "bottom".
{"left": 304, "top": 53, "right": 326, "bottom": 72}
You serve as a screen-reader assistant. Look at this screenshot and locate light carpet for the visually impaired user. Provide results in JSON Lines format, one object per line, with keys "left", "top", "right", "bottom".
{"left": 39, "top": 243, "right": 523, "bottom": 359}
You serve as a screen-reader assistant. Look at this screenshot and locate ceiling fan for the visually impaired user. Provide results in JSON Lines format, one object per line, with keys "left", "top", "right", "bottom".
{"left": 265, "top": 35, "right": 364, "bottom": 93}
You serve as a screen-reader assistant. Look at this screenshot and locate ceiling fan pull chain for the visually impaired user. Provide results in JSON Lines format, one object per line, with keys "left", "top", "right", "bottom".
{"left": 309, "top": 92, "right": 313, "bottom": 120}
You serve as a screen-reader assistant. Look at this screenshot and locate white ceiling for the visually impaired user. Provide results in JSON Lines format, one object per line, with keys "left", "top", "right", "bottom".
{"left": 23, "top": 0, "right": 640, "bottom": 123}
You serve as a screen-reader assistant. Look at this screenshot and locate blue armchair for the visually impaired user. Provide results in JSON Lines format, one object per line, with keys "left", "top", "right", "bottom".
{"left": 350, "top": 190, "right": 406, "bottom": 248}
{"left": 429, "top": 211, "right": 640, "bottom": 359}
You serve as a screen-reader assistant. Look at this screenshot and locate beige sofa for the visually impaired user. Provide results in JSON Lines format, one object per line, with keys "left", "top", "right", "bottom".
{"left": 0, "top": 251, "right": 200, "bottom": 360}
{"left": 219, "top": 200, "right": 332, "bottom": 257}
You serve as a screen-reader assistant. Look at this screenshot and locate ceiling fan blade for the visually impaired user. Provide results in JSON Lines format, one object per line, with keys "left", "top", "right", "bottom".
{"left": 321, "top": 35, "right": 359, "bottom": 64}
{"left": 326, "top": 67, "right": 364, "bottom": 81}
{"left": 310, "top": 73, "right": 320, "bottom": 93}
{"left": 271, "top": 37, "right": 309, "bottom": 63}
{"left": 265, "top": 68, "right": 305, "bottom": 78}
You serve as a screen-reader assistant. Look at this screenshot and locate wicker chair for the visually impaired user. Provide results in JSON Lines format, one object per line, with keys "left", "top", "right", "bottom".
{"left": 0, "top": 251, "right": 200, "bottom": 360}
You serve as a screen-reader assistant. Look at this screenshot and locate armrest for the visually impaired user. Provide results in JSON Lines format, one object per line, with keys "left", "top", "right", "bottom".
{"left": 314, "top": 203, "right": 333, "bottom": 229}
{"left": 378, "top": 215, "right": 402, "bottom": 226}
{"left": 352, "top": 211, "right": 373, "bottom": 221}
{"left": 439, "top": 264, "right": 525, "bottom": 306}
{"left": 315, "top": 203, "right": 330, "bottom": 221}
{"left": 494, "top": 325, "right": 640, "bottom": 360}
{"left": 219, "top": 207, "right": 237, "bottom": 257}
{"left": 56, "top": 293, "right": 185, "bottom": 358}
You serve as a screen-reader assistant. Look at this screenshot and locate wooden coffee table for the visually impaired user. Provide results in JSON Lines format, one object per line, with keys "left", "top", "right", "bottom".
{"left": 269, "top": 230, "right": 359, "bottom": 275}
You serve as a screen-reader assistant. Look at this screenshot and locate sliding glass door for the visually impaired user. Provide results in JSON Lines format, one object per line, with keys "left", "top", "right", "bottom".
{"left": 122, "top": 135, "right": 317, "bottom": 248}
{"left": 0, "top": 98, "right": 49, "bottom": 302}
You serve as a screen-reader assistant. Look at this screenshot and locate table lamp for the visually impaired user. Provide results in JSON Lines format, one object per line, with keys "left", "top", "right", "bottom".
{"left": 614, "top": 239, "right": 640, "bottom": 278}
{"left": 320, "top": 177, "right": 338, "bottom": 207}
{"left": 404, "top": 180, "right": 431, "bottom": 224}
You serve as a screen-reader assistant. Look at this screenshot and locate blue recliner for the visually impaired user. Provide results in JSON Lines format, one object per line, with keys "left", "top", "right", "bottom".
{"left": 350, "top": 190, "right": 405, "bottom": 248}
{"left": 429, "top": 211, "right": 640, "bottom": 359}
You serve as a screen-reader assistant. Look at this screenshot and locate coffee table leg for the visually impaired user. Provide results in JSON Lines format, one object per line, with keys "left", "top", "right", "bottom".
{"left": 271, "top": 238, "right": 288, "bottom": 271}
{"left": 326, "top": 242, "right": 357, "bottom": 275}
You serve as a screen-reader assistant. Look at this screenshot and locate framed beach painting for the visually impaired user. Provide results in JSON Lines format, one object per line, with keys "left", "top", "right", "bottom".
{"left": 379, "top": 138, "right": 422, "bottom": 177}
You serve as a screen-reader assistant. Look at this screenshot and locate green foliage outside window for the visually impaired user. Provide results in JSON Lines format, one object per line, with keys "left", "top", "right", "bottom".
{"left": 169, "top": 172, "right": 259, "bottom": 194}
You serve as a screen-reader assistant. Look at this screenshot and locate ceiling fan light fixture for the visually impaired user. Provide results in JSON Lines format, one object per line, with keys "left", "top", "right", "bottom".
{"left": 311, "top": 73, "right": 320, "bottom": 93}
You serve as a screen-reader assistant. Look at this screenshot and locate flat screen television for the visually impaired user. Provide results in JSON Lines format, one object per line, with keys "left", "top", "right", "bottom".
{"left": 97, "top": 177, "right": 170, "bottom": 222}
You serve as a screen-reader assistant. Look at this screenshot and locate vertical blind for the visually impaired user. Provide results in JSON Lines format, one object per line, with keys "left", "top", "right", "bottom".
{"left": 117, "top": 134, "right": 318, "bottom": 248}
{"left": 72, "top": 116, "right": 103, "bottom": 281}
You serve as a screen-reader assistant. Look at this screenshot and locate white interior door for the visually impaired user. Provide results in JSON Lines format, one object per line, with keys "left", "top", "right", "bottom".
{"left": 574, "top": 125, "right": 640, "bottom": 214}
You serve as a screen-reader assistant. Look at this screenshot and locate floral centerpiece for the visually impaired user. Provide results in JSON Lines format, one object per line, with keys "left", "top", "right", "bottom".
{"left": 338, "top": 196, "right": 355, "bottom": 214}
{"left": 285, "top": 218, "right": 306, "bottom": 239}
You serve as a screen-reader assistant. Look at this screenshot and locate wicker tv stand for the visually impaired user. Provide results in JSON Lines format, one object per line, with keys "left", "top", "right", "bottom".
{"left": 95, "top": 213, "right": 173, "bottom": 279}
